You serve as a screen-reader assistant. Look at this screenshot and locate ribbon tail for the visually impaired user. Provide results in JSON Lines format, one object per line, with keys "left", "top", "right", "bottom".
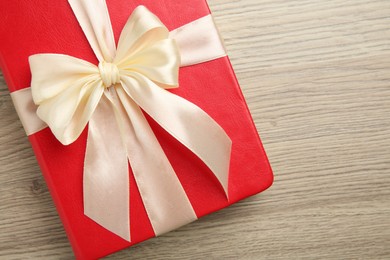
{"left": 84, "top": 94, "right": 131, "bottom": 241}
{"left": 115, "top": 86, "right": 198, "bottom": 236}
{"left": 121, "top": 75, "right": 232, "bottom": 197}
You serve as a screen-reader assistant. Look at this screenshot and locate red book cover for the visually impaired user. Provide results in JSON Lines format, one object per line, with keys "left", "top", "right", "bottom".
{"left": 0, "top": 0, "right": 273, "bottom": 259}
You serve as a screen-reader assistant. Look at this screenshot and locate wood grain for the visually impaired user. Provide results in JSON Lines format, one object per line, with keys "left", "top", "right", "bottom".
{"left": 1, "top": 0, "right": 390, "bottom": 259}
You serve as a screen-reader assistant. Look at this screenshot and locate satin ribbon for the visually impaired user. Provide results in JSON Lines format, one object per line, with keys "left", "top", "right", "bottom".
{"left": 13, "top": 0, "right": 232, "bottom": 241}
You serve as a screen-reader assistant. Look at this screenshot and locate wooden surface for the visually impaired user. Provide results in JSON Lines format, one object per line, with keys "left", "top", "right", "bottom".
{"left": 1, "top": 0, "right": 390, "bottom": 259}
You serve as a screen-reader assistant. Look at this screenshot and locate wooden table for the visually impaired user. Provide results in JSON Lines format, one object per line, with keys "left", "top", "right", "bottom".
{"left": 1, "top": 0, "right": 389, "bottom": 259}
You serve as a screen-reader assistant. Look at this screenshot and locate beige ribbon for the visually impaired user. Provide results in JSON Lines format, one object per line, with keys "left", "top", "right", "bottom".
{"left": 11, "top": 0, "right": 232, "bottom": 241}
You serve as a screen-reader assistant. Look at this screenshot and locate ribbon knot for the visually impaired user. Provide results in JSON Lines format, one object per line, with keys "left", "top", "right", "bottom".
{"left": 98, "top": 61, "right": 120, "bottom": 88}
{"left": 28, "top": 2, "right": 232, "bottom": 242}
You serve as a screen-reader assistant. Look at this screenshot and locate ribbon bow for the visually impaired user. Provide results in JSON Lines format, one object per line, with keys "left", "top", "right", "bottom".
{"left": 29, "top": 1, "right": 231, "bottom": 241}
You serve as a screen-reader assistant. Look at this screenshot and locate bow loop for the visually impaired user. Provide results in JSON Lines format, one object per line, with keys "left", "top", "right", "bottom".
{"left": 29, "top": 54, "right": 100, "bottom": 104}
{"left": 118, "top": 39, "right": 180, "bottom": 88}
{"left": 114, "top": 6, "right": 170, "bottom": 65}
{"left": 30, "top": 54, "right": 104, "bottom": 145}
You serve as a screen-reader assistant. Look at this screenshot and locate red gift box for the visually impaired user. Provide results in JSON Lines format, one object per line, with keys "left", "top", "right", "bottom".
{"left": 0, "top": 0, "right": 273, "bottom": 259}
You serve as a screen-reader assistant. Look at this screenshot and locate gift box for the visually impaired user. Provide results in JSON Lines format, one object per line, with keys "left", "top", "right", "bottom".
{"left": 0, "top": 0, "right": 273, "bottom": 259}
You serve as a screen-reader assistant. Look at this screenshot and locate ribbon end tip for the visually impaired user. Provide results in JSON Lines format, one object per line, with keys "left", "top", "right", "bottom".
{"left": 109, "top": 229, "right": 131, "bottom": 242}
{"left": 222, "top": 184, "right": 229, "bottom": 201}
{"left": 84, "top": 210, "right": 131, "bottom": 242}
{"left": 122, "top": 234, "right": 131, "bottom": 242}
{"left": 112, "top": 224, "right": 131, "bottom": 242}
{"left": 225, "top": 190, "right": 230, "bottom": 202}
